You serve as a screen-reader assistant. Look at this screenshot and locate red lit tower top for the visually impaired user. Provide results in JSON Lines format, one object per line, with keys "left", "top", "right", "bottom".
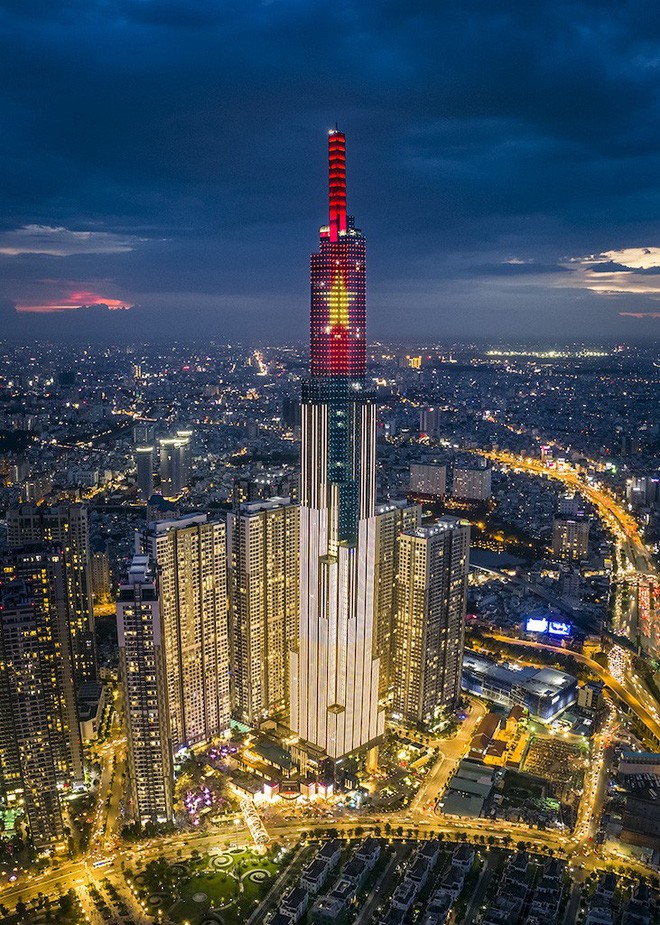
{"left": 310, "top": 130, "right": 366, "bottom": 378}
{"left": 328, "top": 130, "right": 347, "bottom": 242}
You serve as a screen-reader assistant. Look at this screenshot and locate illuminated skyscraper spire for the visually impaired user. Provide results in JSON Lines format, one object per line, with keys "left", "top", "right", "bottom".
{"left": 291, "top": 132, "right": 383, "bottom": 761}
{"left": 310, "top": 130, "right": 366, "bottom": 379}
{"left": 328, "top": 129, "right": 347, "bottom": 242}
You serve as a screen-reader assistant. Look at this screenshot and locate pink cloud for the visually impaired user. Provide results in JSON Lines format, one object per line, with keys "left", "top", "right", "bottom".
{"left": 16, "top": 289, "right": 133, "bottom": 313}
{"left": 619, "top": 311, "right": 660, "bottom": 319}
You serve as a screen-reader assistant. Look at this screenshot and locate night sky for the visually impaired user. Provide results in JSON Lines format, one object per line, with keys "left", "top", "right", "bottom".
{"left": 2, "top": 0, "right": 660, "bottom": 342}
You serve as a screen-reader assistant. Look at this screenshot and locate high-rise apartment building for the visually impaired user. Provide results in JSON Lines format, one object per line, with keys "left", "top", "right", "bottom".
{"left": 91, "top": 546, "right": 112, "bottom": 601}
{"left": 558, "top": 492, "right": 582, "bottom": 517}
{"left": 231, "top": 469, "right": 298, "bottom": 511}
{"left": 409, "top": 463, "right": 447, "bottom": 499}
{"left": 133, "top": 421, "right": 156, "bottom": 446}
{"left": 142, "top": 514, "right": 230, "bottom": 751}
{"left": 227, "top": 498, "right": 299, "bottom": 724}
{"left": 7, "top": 504, "right": 97, "bottom": 685}
{"left": 117, "top": 555, "right": 173, "bottom": 825}
{"left": 419, "top": 407, "right": 442, "bottom": 438}
{"left": 393, "top": 517, "right": 470, "bottom": 729}
{"left": 290, "top": 131, "right": 384, "bottom": 760}
{"left": 282, "top": 397, "right": 302, "bottom": 429}
{"left": 21, "top": 474, "right": 52, "bottom": 504}
{"left": 552, "top": 516, "right": 590, "bottom": 561}
{"left": 135, "top": 445, "right": 155, "bottom": 501}
{"left": 158, "top": 432, "right": 191, "bottom": 499}
{"left": 452, "top": 459, "right": 492, "bottom": 501}
{"left": 373, "top": 501, "right": 422, "bottom": 699}
{"left": 559, "top": 566, "right": 582, "bottom": 601}
{"left": 0, "top": 546, "right": 83, "bottom": 850}
{"left": 626, "top": 475, "right": 660, "bottom": 508}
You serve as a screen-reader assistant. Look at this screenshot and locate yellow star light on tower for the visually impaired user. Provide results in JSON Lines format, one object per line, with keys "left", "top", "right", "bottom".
{"left": 327, "top": 269, "right": 351, "bottom": 329}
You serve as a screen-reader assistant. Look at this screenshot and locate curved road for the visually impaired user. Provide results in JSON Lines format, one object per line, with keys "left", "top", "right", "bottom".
{"left": 488, "top": 633, "right": 660, "bottom": 743}
{"left": 482, "top": 449, "right": 657, "bottom": 578}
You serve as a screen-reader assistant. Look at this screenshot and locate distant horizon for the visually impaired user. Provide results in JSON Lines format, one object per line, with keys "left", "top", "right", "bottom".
{"left": 1, "top": 333, "right": 658, "bottom": 348}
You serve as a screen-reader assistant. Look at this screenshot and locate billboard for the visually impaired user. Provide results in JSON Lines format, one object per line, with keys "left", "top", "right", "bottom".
{"left": 525, "top": 617, "right": 548, "bottom": 633}
{"left": 548, "top": 621, "right": 572, "bottom": 637}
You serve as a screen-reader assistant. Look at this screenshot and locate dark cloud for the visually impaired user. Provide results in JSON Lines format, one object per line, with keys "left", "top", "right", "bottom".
{"left": 1, "top": 0, "right": 660, "bottom": 340}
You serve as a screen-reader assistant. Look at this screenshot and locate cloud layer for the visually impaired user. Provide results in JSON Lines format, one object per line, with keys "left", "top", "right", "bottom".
{"left": 1, "top": 0, "right": 660, "bottom": 340}
{"left": 0, "top": 225, "right": 142, "bottom": 257}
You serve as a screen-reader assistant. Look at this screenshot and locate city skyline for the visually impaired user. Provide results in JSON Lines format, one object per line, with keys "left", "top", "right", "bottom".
{"left": 0, "top": 4, "right": 659, "bottom": 920}
{"left": 2, "top": 2, "right": 660, "bottom": 342}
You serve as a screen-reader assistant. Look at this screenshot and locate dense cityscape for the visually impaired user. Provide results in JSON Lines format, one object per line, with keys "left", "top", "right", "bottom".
{"left": 0, "top": 120, "right": 658, "bottom": 925}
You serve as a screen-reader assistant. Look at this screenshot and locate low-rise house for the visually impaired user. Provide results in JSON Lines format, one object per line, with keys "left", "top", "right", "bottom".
{"left": 343, "top": 856, "right": 369, "bottom": 888}
{"left": 269, "top": 912, "right": 293, "bottom": 925}
{"left": 622, "top": 882, "right": 652, "bottom": 925}
{"left": 451, "top": 843, "right": 475, "bottom": 873}
{"left": 390, "top": 879, "right": 418, "bottom": 913}
{"left": 355, "top": 836, "right": 381, "bottom": 869}
{"left": 585, "top": 905, "right": 616, "bottom": 925}
{"left": 302, "top": 858, "right": 333, "bottom": 895}
{"left": 407, "top": 854, "right": 433, "bottom": 890}
{"left": 318, "top": 839, "right": 342, "bottom": 869}
{"left": 417, "top": 840, "right": 441, "bottom": 865}
{"left": 280, "top": 886, "right": 309, "bottom": 924}
{"left": 310, "top": 895, "right": 347, "bottom": 924}
{"left": 422, "top": 890, "right": 452, "bottom": 925}
{"left": 595, "top": 873, "right": 617, "bottom": 903}
{"left": 440, "top": 867, "right": 466, "bottom": 902}
{"left": 301, "top": 840, "right": 343, "bottom": 895}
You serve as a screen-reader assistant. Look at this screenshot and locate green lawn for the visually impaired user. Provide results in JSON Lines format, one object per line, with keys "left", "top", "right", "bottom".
{"left": 129, "top": 845, "right": 286, "bottom": 925}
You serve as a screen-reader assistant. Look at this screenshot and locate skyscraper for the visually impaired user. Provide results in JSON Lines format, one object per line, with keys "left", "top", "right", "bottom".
{"left": 290, "top": 130, "right": 384, "bottom": 761}
{"left": 135, "top": 445, "right": 155, "bottom": 501}
{"left": 409, "top": 463, "right": 447, "bottom": 499}
{"left": 552, "top": 516, "right": 590, "bottom": 561}
{"left": 117, "top": 555, "right": 173, "bottom": 825}
{"left": 0, "top": 546, "right": 83, "bottom": 850}
{"left": 90, "top": 545, "right": 112, "bottom": 602}
{"left": 142, "top": 514, "right": 230, "bottom": 752}
{"left": 452, "top": 459, "right": 492, "bottom": 501}
{"left": 373, "top": 501, "right": 421, "bottom": 699}
{"left": 231, "top": 469, "right": 298, "bottom": 511}
{"left": 133, "top": 421, "right": 156, "bottom": 446}
{"left": 393, "top": 517, "right": 470, "bottom": 729}
{"left": 227, "top": 498, "right": 299, "bottom": 725}
{"left": 7, "top": 504, "right": 97, "bottom": 685}
{"left": 419, "top": 407, "right": 443, "bottom": 439}
{"left": 158, "top": 433, "right": 191, "bottom": 500}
